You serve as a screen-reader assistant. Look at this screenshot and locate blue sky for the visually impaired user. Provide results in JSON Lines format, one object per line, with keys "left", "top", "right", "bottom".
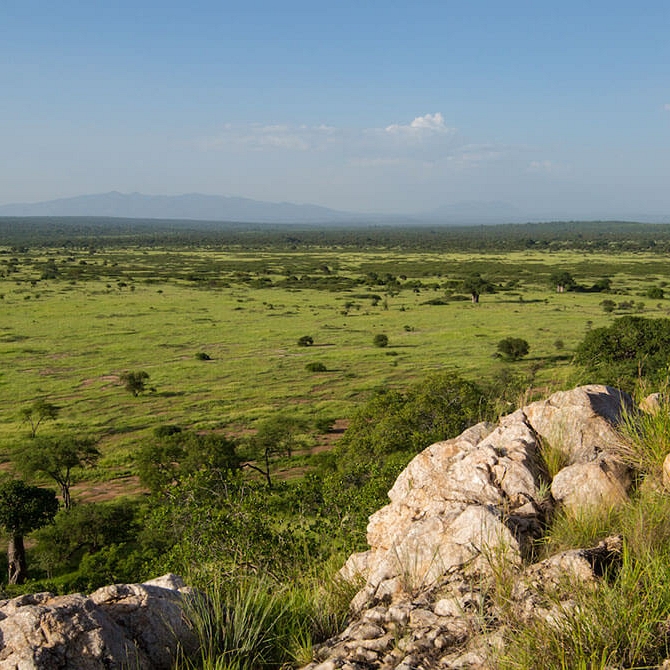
{"left": 2, "top": 0, "right": 669, "bottom": 217}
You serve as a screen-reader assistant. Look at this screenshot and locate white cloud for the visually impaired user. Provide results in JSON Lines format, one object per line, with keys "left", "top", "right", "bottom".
{"left": 193, "top": 114, "right": 515, "bottom": 174}
{"left": 528, "top": 160, "right": 554, "bottom": 172}
{"left": 385, "top": 112, "right": 453, "bottom": 135}
{"left": 195, "top": 123, "right": 336, "bottom": 152}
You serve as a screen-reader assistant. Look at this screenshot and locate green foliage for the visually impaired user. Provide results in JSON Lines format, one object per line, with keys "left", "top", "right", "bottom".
{"left": 120, "top": 370, "right": 150, "bottom": 397}
{"left": 600, "top": 298, "right": 616, "bottom": 313}
{"left": 250, "top": 415, "right": 309, "bottom": 460}
{"left": 195, "top": 352, "right": 211, "bottom": 360}
{"left": 15, "top": 434, "right": 100, "bottom": 510}
{"left": 297, "top": 335, "right": 314, "bottom": 347}
{"left": 372, "top": 333, "right": 389, "bottom": 347}
{"left": 549, "top": 270, "right": 577, "bottom": 292}
{"left": 338, "top": 372, "right": 489, "bottom": 463}
{"left": 646, "top": 286, "right": 665, "bottom": 300}
{"left": 497, "top": 337, "right": 530, "bottom": 361}
{"left": 305, "top": 362, "right": 327, "bottom": 372}
{"left": 0, "top": 479, "right": 58, "bottom": 584}
{"left": 176, "top": 571, "right": 356, "bottom": 670}
{"left": 0, "top": 479, "right": 58, "bottom": 536}
{"left": 143, "top": 474, "right": 322, "bottom": 582}
{"left": 574, "top": 316, "right": 670, "bottom": 388}
{"left": 32, "top": 500, "right": 140, "bottom": 578}
{"left": 20, "top": 399, "right": 60, "bottom": 438}
{"left": 137, "top": 430, "right": 239, "bottom": 495}
{"left": 462, "top": 273, "right": 495, "bottom": 302}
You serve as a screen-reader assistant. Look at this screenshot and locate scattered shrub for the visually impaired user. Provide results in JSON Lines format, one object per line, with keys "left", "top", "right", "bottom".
{"left": 120, "top": 370, "right": 150, "bottom": 397}
{"left": 305, "top": 362, "right": 327, "bottom": 372}
{"left": 497, "top": 337, "right": 530, "bottom": 361}
{"left": 298, "top": 335, "right": 314, "bottom": 347}
{"left": 373, "top": 333, "right": 389, "bottom": 348}
{"left": 646, "top": 286, "right": 664, "bottom": 300}
{"left": 195, "top": 352, "right": 211, "bottom": 360}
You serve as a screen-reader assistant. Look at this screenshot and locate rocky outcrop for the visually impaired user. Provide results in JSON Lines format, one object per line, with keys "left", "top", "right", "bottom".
{"left": 0, "top": 574, "right": 197, "bottom": 670}
{"left": 306, "top": 385, "right": 635, "bottom": 669}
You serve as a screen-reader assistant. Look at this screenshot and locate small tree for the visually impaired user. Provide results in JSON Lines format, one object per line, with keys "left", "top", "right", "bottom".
{"left": 20, "top": 399, "right": 60, "bottom": 438}
{"left": 647, "top": 287, "right": 665, "bottom": 300}
{"left": 137, "top": 430, "right": 240, "bottom": 495}
{"left": 497, "top": 337, "right": 530, "bottom": 361}
{"left": 120, "top": 371, "right": 150, "bottom": 397}
{"left": 305, "top": 362, "right": 327, "bottom": 372}
{"left": 373, "top": 333, "right": 389, "bottom": 348}
{"left": 16, "top": 435, "right": 100, "bottom": 510}
{"left": 550, "top": 271, "right": 577, "bottom": 293}
{"left": 601, "top": 299, "right": 617, "bottom": 313}
{"left": 297, "top": 335, "right": 314, "bottom": 347}
{"left": 462, "top": 274, "right": 494, "bottom": 303}
{"left": 0, "top": 479, "right": 58, "bottom": 584}
{"left": 244, "top": 415, "right": 309, "bottom": 488}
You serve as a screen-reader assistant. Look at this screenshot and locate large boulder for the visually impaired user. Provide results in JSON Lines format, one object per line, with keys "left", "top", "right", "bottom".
{"left": 522, "top": 384, "right": 632, "bottom": 463}
{"left": 0, "top": 574, "right": 196, "bottom": 670}
{"left": 325, "top": 386, "right": 636, "bottom": 669}
{"left": 348, "top": 385, "right": 633, "bottom": 603}
{"left": 346, "top": 409, "right": 548, "bottom": 607}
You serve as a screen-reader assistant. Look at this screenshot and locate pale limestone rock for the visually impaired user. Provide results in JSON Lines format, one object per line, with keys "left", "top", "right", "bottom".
{"left": 523, "top": 384, "right": 632, "bottom": 462}
{"left": 640, "top": 392, "right": 663, "bottom": 415}
{"left": 0, "top": 575, "right": 195, "bottom": 670}
{"left": 551, "top": 458, "right": 631, "bottom": 512}
{"left": 304, "top": 387, "right": 635, "bottom": 670}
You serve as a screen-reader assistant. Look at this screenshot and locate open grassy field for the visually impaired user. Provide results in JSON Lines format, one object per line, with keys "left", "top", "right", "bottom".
{"left": 1, "top": 243, "right": 669, "bottom": 486}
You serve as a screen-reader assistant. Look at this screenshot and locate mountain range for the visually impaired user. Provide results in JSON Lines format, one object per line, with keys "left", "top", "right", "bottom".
{"left": 0, "top": 192, "right": 667, "bottom": 224}
{"left": 0, "top": 192, "right": 529, "bottom": 225}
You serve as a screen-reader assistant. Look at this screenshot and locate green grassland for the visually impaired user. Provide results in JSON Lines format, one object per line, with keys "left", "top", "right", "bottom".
{"left": 1, "top": 241, "right": 669, "bottom": 486}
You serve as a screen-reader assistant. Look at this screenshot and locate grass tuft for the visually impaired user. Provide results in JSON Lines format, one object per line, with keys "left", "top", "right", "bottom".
{"left": 176, "top": 569, "right": 356, "bottom": 670}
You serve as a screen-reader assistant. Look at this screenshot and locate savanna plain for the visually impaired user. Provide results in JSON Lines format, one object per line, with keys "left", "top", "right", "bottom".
{"left": 3, "top": 220, "right": 670, "bottom": 668}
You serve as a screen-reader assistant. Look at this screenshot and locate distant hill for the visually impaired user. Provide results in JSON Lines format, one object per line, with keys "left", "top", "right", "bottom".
{"left": 423, "top": 201, "right": 524, "bottom": 224}
{"left": 2, "top": 192, "right": 665, "bottom": 225}
{"left": 0, "top": 192, "right": 358, "bottom": 224}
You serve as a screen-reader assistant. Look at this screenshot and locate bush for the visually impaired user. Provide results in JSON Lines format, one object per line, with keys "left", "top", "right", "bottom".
{"left": 373, "top": 333, "right": 389, "bottom": 348}
{"left": 497, "top": 337, "right": 530, "bottom": 361}
{"left": 305, "top": 362, "right": 327, "bottom": 372}
{"left": 297, "top": 335, "right": 314, "bottom": 347}
{"left": 195, "top": 352, "right": 211, "bottom": 360}
{"left": 646, "top": 286, "right": 665, "bottom": 300}
{"left": 120, "top": 370, "right": 150, "bottom": 397}
{"left": 574, "top": 316, "right": 670, "bottom": 388}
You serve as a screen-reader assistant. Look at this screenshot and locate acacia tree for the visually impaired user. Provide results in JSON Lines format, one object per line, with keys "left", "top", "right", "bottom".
{"left": 0, "top": 479, "right": 58, "bottom": 584}
{"left": 497, "top": 337, "right": 530, "bottom": 361}
{"left": 243, "top": 415, "right": 309, "bottom": 488}
{"left": 550, "top": 271, "right": 577, "bottom": 293}
{"left": 20, "top": 399, "right": 60, "bottom": 438}
{"left": 462, "top": 274, "right": 494, "bottom": 303}
{"left": 137, "top": 429, "right": 240, "bottom": 495}
{"left": 16, "top": 435, "right": 100, "bottom": 510}
{"left": 120, "top": 371, "right": 150, "bottom": 397}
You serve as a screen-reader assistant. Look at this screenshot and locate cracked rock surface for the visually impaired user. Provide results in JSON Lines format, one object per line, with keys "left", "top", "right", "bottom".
{"left": 306, "top": 385, "right": 635, "bottom": 669}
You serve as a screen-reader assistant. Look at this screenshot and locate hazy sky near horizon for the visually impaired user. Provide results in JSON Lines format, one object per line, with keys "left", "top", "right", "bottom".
{"left": 2, "top": 1, "right": 669, "bottom": 216}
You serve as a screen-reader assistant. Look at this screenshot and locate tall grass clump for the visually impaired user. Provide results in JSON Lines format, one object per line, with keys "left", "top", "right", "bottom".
{"left": 501, "top": 388, "right": 670, "bottom": 669}
{"left": 176, "top": 569, "right": 357, "bottom": 670}
{"left": 616, "top": 383, "right": 670, "bottom": 482}
{"left": 500, "top": 545, "right": 670, "bottom": 669}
